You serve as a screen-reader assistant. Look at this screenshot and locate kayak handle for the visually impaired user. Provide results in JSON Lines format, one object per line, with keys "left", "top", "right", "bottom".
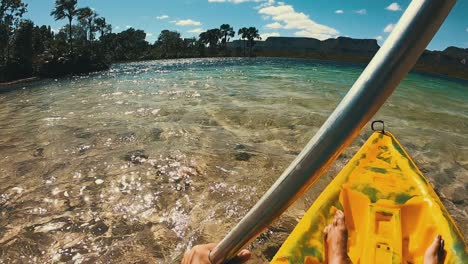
{"left": 372, "top": 120, "right": 385, "bottom": 133}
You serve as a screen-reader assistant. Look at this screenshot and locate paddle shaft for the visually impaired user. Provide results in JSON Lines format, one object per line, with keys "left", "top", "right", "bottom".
{"left": 209, "top": 0, "right": 457, "bottom": 263}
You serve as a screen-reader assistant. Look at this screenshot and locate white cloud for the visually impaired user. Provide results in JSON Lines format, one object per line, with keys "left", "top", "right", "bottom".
{"left": 208, "top": 0, "right": 264, "bottom": 3}
{"left": 355, "top": 9, "right": 366, "bottom": 15}
{"left": 385, "top": 3, "right": 402, "bottom": 12}
{"left": 376, "top": 35, "right": 383, "bottom": 42}
{"left": 171, "top": 19, "right": 202, "bottom": 26}
{"left": 145, "top": 33, "right": 154, "bottom": 41}
{"left": 126, "top": 25, "right": 131, "bottom": 29}
{"left": 265, "top": 22, "right": 283, "bottom": 29}
{"left": 335, "top": 10, "right": 344, "bottom": 14}
{"left": 156, "top": 15, "right": 169, "bottom": 20}
{"left": 384, "top": 23, "right": 395, "bottom": 33}
{"left": 466, "top": 27, "right": 468, "bottom": 32}
{"left": 258, "top": 4, "right": 339, "bottom": 40}
{"left": 261, "top": 15, "right": 271, "bottom": 20}
{"left": 188, "top": 28, "right": 204, "bottom": 33}
{"left": 255, "top": 0, "right": 276, "bottom": 9}
{"left": 260, "top": 32, "right": 280, "bottom": 40}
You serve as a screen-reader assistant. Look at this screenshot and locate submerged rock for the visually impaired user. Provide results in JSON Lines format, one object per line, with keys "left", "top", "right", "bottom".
{"left": 90, "top": 221, "right": 109, "bottom": 236}
{"left": 235, "top": 152, "right": 253, "bottom": 161}
{"left": 74, "top": 131, "right": 93, "bottom": 139}
{"left": 95, "top": 179, "right": 104, "bottom": 185}
{"left": 124, "top": 150, "right": 148, "bottom": 164}
{"left": 33, "top": 148, "right": 44, "bottom": 157}
{"left": 150, "top": 128, "right": 163, "bottom": 141}
{"left": 16, "top": 160, "right": 35, "bottom": 176}
{"left": 118, "top": 132, "right": 137, "bottom": 142}
{"left": 234, "top": 144, "right": 247, "bottom": 150}
{"left": 77, "top": 145, "right": 91, "bottom": 155}
{"left": 452, "top": 187, "right": 465, "bottom": 205}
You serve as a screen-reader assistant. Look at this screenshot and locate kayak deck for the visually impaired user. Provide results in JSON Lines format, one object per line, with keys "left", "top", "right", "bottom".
{"left": 271, "top": 131, "right": 467, "bottom": 264}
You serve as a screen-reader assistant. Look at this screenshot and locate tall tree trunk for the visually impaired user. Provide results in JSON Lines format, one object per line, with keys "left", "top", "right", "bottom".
{"left": 88, "top": 20, "right": 92, "bottom": 44}
{"left": 6, "top": 38, "right": 10, "bottom": 64}
{"left": 68, "top": 17, "right": 73, "bottom": 55}
{"left": 0, "top": 45, "right": 4, "bottom": 65}
{"left": 243, "top": 39, "right": 246, "bottom": 57}
{"left": 224, "top": 34, "right": 228, "bottom": 51}
{"left": 5, "top": 27, "right": 11, "bottom": 64}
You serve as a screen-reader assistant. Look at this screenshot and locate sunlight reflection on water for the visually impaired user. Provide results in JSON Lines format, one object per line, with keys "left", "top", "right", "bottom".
{"left": 0, "top": 58, "right": 466, "bottom": 263}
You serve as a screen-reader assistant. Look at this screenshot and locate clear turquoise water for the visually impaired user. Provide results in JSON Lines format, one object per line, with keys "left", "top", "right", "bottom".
{"left": 0, "top": 58, "right": 466, "bottom": 263}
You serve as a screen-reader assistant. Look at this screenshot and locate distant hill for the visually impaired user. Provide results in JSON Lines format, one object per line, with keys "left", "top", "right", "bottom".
{"left": 228, "top": 37, "right": 468, "bottom": 80}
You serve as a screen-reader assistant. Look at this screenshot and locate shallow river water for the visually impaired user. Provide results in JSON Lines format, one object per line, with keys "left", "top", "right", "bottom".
{"left": 0, "top": 58, "right": 466, "bottom": 263}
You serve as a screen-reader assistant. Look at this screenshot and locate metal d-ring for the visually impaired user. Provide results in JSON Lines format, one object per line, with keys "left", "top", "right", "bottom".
{"left": 371, "top": 120, "right": 385, "bottom": 133}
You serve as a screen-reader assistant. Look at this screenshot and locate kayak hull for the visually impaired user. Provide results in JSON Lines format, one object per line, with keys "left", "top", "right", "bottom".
{"left": 271, "top": 131, "right": 467, "bottom": 264}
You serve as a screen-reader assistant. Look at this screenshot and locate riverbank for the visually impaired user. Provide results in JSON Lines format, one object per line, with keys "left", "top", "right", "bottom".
{"left": 0, "top": 77, "right": 39, "bottom": 87}
{"left": 0, "top": 77, "right": 41, "bottom": 93}
{"left": 255, "top": 53, "right": 468, "bottom": 81}
{"left": 1, "top": 55, "right": 465, "bottom": 94}
{"left": 230, "top": 37, "right": 468, "bottom": 80}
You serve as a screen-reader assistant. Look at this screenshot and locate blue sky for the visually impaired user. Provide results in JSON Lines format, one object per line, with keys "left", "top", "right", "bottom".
{"left": 23, "top": 0, "right": 468, "bottom": 51}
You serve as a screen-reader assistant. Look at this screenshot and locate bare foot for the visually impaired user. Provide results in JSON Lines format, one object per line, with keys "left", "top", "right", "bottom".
{"left": 323, "top": 210, "right": 351, "bottom": 264}
{"left": 424, "top": 235, "right": 446, "bottom": 264}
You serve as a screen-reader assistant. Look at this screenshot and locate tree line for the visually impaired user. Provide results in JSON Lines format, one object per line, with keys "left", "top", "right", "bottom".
{"left": 0, "top": 0, "right": 262, "bottom": 82}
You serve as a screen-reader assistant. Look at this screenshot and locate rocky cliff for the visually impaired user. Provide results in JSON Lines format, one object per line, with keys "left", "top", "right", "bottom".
{"left": 228, "top": 37, "right": 468, "bottom": 80}
{"left": 414, "top": 47, "right": 467, "bottom": 79}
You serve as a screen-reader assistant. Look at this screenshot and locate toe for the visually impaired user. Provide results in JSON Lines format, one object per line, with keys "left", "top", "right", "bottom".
{"left": 337, "top": 214, "right": 345, "bottom": 225}
{"left": 438, "top": 238, "right": 445, "bottom": 256}
{"left": 427, "top": 235, "right": 441, "bottom": 254}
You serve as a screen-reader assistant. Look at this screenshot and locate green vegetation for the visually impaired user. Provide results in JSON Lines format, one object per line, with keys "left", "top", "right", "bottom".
{"left": 50, "top": 0, "right": 78, "bottom": 54}
{"left": 0, "top": 0, "right": 261, "bottom": 83}
{"left": 237, "top": 27, "right": 261, "bottom": 57}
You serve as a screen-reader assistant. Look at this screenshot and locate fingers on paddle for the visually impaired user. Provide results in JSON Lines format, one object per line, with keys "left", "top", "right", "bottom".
{"left": 229, "top": 249, "right": 251, "bottom": 264}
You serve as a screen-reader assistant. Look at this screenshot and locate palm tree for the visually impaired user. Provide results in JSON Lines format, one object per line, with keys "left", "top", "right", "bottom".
{"left": 220, "top": 24, "right": 234, "bottom": 50}
{"left": 77, "top": 7, "right": 97, "bottom": 43}
{"left": 199, "top": 29, "right": 222, "bottom": 53}
{"left": 247, "top": 27, "right": 261, "bottom": 57}
{"left": 238, "top": 27, "right": 248, "bottom": 56}
{"left": 51, "top": 0, "right": 78, "bottom": 54}
{"left": 94, "top": 17, "right": 111, "bottom": 39}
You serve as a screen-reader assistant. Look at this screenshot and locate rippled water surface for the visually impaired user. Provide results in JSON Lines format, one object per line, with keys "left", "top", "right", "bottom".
{"left": 0, "top": 58, "right": 466, "bottom": 263}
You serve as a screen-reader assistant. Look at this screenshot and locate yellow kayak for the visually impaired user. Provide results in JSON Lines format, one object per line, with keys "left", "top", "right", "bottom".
{"left": 271, "top": 131, "right": 467, "bottom": 264}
